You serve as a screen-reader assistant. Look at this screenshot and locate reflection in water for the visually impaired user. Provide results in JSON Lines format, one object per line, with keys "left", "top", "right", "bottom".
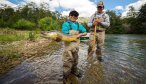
{"left": 81, "top": 58, "right": 104, "bottom": 84}
{"left": 0, "top": 34, "right": 146, "bottom": 84}
{"left": 78, "top": 43, "right": 104, "bottom": 84}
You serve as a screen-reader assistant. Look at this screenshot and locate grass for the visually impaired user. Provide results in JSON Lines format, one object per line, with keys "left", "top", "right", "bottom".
{"left": 0, "top": 28, "right": 41, "bottom": 43}
{"left": 0, "top": 41, "right": 22, "bottom": 75}
{"left": 0, "top": 28, "right": 62, "bottom": 76}
{"left": 0, "top": 28, "right": 42, "bottom": 75}
{"left": 0, "top": 34, "right": 25, "bottom": 42}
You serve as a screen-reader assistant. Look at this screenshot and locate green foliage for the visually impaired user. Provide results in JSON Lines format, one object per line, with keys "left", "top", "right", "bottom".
{"left": 122, "top": 4, "right": 146, "bottom": 34}
{"left": 0, "top": 28, "right": 28, "bottom": 42}
{"left": 0, "top": 35, "right": 25, "bottom": 42}
{"left": 106, "top": 3, "right": 146, "bottom": 34}
{"left": 0, "top": 7, "right": 15, "bottom": 27}
{"left": 136, "top": 4, "right": 146, "bottom": 34}
{"left": 0, "top": 28, "right": 41, "bottom": 43}
{"left": 0, "top": 2, "right": 62, "bottom": 31}
{"left": 28, "top": 31, "right": 38, "bottom": 41}
{"left": 14, "top": 19, "right": 35, "bottom": 30}
{"left": 39, "top": 17, "right": 61, "bottom": 31}
{"left": 0, "top": 2, "right": 145, "bottom": 34}
{"left": 106, "top": 10, "right": 124, "bottom": 34}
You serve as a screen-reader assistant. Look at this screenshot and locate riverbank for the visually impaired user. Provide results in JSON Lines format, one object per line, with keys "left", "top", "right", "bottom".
{"left": 0, "top": 39, "right": 61, "bottom": 76}
{"left": 0, "top": 29, "right": 61, "bottom": 76}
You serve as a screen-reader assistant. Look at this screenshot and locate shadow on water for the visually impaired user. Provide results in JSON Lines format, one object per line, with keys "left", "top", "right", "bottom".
{"left": 0, "top": 34, "right": 146, "bottom": 84}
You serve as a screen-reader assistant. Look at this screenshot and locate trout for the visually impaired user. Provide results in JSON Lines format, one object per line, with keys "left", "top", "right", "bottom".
{"left": 41, "top": 31, "right": 79, "bottom": 42}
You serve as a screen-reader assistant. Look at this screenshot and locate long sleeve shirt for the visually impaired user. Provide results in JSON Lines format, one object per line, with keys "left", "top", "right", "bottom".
{"left": 87, "top": 11, "right": 110, "bottom": 30}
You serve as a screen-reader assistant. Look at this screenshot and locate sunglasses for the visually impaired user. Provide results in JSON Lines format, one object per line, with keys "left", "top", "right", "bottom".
{"left": 97, "top": 6, "right": 104, "bottom": 9}
{"left": 71, "top": 16, "right": 78, "bottom": 19}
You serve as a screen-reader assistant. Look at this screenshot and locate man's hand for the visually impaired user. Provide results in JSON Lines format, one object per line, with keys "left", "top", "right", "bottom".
{"left": 77, "top": 33, "right": 87, "bottom": 38}
{"left": 93, "top": 18, "right": 102, "bottom": 26}
{"left": 80, "top": 32, "right": 87, "bottom": 36}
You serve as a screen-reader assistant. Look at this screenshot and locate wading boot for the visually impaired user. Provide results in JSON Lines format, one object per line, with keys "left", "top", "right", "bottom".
{"left": 97, "top": 57, "right": 103, "bottom": 62}
{"left": 96, "top": 49, "right": 103, "bottom": 62}
{"left": 71, "top": 68, "right": 82, "bottom": 78}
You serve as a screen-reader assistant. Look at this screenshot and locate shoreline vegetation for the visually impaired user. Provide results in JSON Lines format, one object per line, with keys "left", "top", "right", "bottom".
{"left": 0, "top": 28, "right": 61, "bottom": 76}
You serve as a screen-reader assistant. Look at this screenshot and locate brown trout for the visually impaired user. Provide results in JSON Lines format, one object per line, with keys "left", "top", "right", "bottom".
{"left": 41, "top": 31, "right": 79, "bottom": 42}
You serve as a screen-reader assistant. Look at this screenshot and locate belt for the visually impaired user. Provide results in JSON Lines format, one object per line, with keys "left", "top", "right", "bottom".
{"left": 96, "top": 30, "right": 103, "bottom": 32}
{"left": 90, "top": 30, "right": 103, "bottom": 32}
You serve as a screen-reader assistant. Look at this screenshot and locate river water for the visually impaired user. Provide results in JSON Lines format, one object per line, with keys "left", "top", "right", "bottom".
{"left": 0, "top": 34, "right": 146, "bottom": 84}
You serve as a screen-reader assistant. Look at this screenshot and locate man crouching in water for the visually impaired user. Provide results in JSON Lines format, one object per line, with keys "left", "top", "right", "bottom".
{"left": 62, "top": 10, "right": 87, "bottom": 83}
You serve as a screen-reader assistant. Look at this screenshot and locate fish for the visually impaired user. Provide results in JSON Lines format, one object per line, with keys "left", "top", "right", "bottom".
{"left": 41, "top": 31, "right": 79, "bottom": 42}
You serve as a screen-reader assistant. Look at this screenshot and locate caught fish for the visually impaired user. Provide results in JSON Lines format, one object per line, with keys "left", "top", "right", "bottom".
{"left": 41, "top": 31, "right": 79, "bottom": 42}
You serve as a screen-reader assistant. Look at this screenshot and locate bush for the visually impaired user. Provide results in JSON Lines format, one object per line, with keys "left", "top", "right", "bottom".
{"left": 14, "top": 19, "right": 35, "bottom": 30}
{"left": 39, "top": 17, "right": 61, "bottom": 31}
{"left": 28, "top": 30, "right": 41, "bottom": 41}
{"left": 28, "top": 31, "right": 36, "bottom": 41}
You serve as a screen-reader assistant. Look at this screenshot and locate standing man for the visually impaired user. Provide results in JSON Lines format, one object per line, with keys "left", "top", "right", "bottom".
{"left": 87, "top": 1, "right": 110, "bottom": 61}
{"left": 62, "top": 10, "right": 87, "bottom": 82}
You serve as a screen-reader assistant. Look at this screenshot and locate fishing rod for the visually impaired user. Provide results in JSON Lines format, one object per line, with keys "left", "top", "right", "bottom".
{"left": 87, "top": 25, "right": 97, "bottom": 61}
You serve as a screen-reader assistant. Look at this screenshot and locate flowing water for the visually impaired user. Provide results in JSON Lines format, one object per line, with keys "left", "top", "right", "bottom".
{"left": 80, "top": 34, "right": 146, "bottom": 84}
{"left": 0, "top": 34, "right": 146, "bottom": 84}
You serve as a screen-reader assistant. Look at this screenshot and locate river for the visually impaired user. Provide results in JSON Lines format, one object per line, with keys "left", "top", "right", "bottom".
{"left": 0, "top": 34, "right": 146, "bottom": 84}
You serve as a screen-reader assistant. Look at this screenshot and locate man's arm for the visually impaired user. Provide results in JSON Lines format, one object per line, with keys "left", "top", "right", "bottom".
{"left": 100, "top": 14, "right": 110, "bottom": 28}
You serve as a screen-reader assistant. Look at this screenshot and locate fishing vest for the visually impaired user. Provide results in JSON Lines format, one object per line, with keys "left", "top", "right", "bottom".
{"left": 91, "top": 12, "right": 107, "bottom": 31}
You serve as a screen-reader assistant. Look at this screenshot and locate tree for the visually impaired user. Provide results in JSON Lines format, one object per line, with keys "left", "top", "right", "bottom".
{"left": 0, "top": 6, "right": 15, "bottom": 27}
{"left": 136, "top": 3, "right": 146, "bottom": 33}
{"left": 0, "top": 2, "right": 63, "bottom": 30}
{"left": 106, "top": 10, "right": 124, "bottom": 34}
{"left": 127, "top": 6, "right": 138, "bottom": 18}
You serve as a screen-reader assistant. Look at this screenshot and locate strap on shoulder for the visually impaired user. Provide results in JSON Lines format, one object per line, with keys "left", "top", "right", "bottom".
{"left": 67, "top": 21, "right": 72, "bottom": 30}
{"left": 67, "top": 21, "right": 79, "bottom": 31}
